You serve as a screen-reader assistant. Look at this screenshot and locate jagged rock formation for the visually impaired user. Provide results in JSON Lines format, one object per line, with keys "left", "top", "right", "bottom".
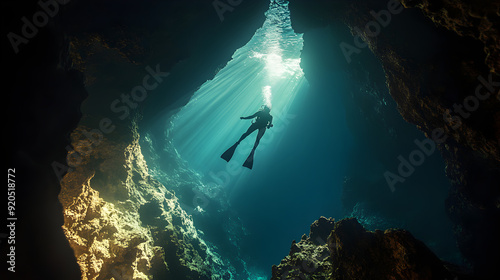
{"left": 288, "top": 0, "right": 500, "bottom": 276}
{"left": 58, "top": 124, "right": 232, "bottom": 280}
{"left": 62, "top": 0, "right": 271, "bottom": 126}
{"left": 397, "top": 1, "right": 500, "bottom": 275}
{"left": 8, "top": 0, "right": 498, "bottom": 279}
{"left": 400, "top": 0, "right": 500, "bottom": 74}
{"left": 271, "top": 217, "right": 334, "bottom": 279}
{"left": 329, "top": 218, "right": 452, "bottom": 280}
{"left": 41, "top": 1, "right": 269, "bottom": 279}
{"left": 272, "top": 217, "right": 471, "bottom": 280}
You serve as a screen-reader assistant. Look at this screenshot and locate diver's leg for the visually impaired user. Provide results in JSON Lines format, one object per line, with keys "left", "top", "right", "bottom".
{"left": 237, "top": 124, "right": 258, "bottom": 144}
{"left": 252, "top": 127, "right": 266, "bottom": 150}
{"left": 243, "top": 127, "right": 266, "bottom": 169}
{"left": 223, "top": 125, "right": 256, "bottom": 162}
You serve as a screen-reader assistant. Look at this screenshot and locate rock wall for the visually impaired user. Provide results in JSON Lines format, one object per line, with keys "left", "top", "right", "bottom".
{"left": 288, "top": 0, "right": 500, "bottom": 276}
{"left": 50, "top": 0, "right": 269, "bottom": 279}
{"left": 58, "top": 124, "right": 232, "bottom": 279}
{"left": 401, "top": 0, "right": 500, "bottom": 75}
{"left": 7, "top": 1, "right": 88, "bottom": 278}
{"left": 8, "top": 0, "right": 269, "bottom": 279}
{"left": 272, "top": 217, "right": 472, "bottom": 280}
{"left": 271, "top": 217, "right": 334, "bottom": 279}
{"left": 329, "top": 218, "right": 452, "bottom": 280}
{"left": 8, "top": 0, "right": 498, "bottom": 279}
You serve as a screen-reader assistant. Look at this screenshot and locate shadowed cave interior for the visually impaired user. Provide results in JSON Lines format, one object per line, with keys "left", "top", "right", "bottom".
{"left": 6, "top": 0, "right": 500, "bottom": 279}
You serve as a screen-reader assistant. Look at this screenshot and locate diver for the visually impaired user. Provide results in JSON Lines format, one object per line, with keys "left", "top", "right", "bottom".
{"left": 221, "top": 105, "right": 273, "bottom": 169}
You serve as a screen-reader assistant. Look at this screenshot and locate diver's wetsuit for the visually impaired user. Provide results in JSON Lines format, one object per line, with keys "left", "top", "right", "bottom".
{"left": 220, "top": 108, "right": 273, "bottom": 168}
{"left": 237, "top": 110, "right": 273, "bottom": 149}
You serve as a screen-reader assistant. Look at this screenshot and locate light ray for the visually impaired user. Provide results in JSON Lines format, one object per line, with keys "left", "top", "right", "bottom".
{"left": 169, "top": 0, "right": 308, "bottom": 174}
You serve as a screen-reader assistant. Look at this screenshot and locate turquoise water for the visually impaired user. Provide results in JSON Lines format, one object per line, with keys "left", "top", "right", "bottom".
{"left": 170, "top": 0, "right": 308, "bottom": 177}
{"left": 143, "top": 0, "right": 462, "bottom": 277}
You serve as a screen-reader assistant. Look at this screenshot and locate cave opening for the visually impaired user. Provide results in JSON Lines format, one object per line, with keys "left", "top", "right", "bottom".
{"left": 140, "top": 0, "right": 350, "bottom": 277}
{"left": 9, "top": 0, "right": 499, "bottom": 279}
{"left": 138, "top": 0, "right": 462, "bottom": 278}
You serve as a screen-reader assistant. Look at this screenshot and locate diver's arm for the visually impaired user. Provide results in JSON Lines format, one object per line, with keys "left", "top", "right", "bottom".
{"left": 240, "top": 112, "right": 258, "bottom": 120}
{"left": 267, "top": 116, "right": 274, "bottom": 128}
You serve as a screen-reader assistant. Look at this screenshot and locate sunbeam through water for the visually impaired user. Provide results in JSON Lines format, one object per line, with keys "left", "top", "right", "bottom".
{"left": 169, "top": 0, "right": 308, "bottom": 176}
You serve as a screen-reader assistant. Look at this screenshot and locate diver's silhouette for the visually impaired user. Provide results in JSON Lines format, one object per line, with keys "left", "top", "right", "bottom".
{"left": 221, "top": 105, "right": 273, "bottom": 169}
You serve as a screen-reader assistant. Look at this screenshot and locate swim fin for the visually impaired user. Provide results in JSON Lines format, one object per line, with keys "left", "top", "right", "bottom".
{"left": 243, "top": 149, "right": 255, "bottom": 169}
{"left": 221, "top": 143, "right": 238, "bottom": 162}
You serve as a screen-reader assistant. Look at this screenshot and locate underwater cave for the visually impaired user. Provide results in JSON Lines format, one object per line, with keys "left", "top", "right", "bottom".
{"left": 7, "top": 0, "right": 500, "bottom": 279}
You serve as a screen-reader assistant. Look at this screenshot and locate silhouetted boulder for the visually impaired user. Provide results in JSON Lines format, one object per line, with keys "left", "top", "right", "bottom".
{"left": 272, "top": 217, "right": 471, "bottom": 280}
{"left": 329, "top": 218, "right": 452, "bottom": 280}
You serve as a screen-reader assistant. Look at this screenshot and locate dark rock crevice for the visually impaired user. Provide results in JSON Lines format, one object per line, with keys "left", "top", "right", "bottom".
{"left": 288, "top": 0, "right": 500, "bottom": 277}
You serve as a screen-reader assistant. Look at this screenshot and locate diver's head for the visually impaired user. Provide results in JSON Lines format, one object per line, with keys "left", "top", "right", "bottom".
{"left": 262, "top": 105, "right": 271, "bottom": 113}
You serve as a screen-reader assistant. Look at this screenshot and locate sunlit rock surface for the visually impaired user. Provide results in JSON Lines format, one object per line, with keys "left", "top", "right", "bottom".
{"left": 51, "top": 1, "right": 269, "bottom": 279}
{"left": 271, "top": 217, "right": 333, "bottom": 279}
{"left": 58, "top": 124, "right": 233, "bottom": 280}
